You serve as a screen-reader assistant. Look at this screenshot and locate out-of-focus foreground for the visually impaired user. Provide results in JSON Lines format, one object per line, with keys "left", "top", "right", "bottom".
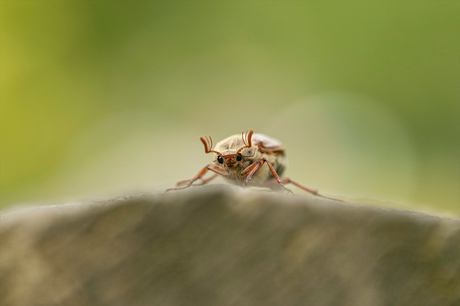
{"left": 1, "top": 2, "right": 459, "bottom": 214}
{"left": 1, "top": 186, "right": 459, "bottom": 306}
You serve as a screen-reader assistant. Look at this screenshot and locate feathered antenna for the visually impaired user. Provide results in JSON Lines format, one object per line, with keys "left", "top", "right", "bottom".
{"left": 237, "top": 130, "right": 253, "bottom": 154}
{"left": 200, "top": 135, "right": 221, "bottom": 155}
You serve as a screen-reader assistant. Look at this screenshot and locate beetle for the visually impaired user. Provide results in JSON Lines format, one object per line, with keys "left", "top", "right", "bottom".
{"left": 166, "top": 130, "right": 341, "bottom": 201}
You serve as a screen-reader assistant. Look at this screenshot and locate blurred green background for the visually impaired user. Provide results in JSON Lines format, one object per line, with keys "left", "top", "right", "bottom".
{"left": 1, "top": 1, "right": 459, "bottom": 215}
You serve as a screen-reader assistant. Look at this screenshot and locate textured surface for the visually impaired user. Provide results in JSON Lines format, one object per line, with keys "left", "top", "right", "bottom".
{"left": 1, "top": 185, "right": 459, "bottom": 306}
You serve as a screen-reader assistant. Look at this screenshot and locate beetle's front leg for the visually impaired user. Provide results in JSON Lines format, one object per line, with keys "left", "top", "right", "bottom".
{"left": 166, "top": 164, "right": 229, "bottom": 192}
{"left": 240, "top": 161, "right": 260, "bottom": 186}
{"left": 205, "top": 164, "right": 230, "bottom": 178}
{"left": 176, "top": 174, "right": 218, "bottom": 187}
{"left": 240, "top": 158, "right": 293, "bottom": 194}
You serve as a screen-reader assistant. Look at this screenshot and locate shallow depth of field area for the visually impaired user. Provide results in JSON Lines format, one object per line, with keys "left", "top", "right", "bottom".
{"left": 1, "top": 1, "right": 459, "bottom": 214}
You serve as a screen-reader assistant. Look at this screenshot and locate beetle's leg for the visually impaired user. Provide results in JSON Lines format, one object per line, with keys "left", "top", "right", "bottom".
{"left": 264, "top": 178, "right": 317, "bottom": 194}
{"left": 176, "top": 180, "right": 190, "bottom": 187}
{"left": 200, "top": 173, "right": 219, "bottom": 184}
{"left": 242, "top": 158, "right": 293, "bottom": 194}
{"left": 176, "top": 174, "right": 219, "bottom": 187}
{"left": 206, "top": 164, "right": 229, "bottom": 177}
{"left": 166, "top": 166, "right": 209, "bottom": 192}
{"left": 166, "top": 165, "right": 228, "bottom": 192}
{"left": 264, "top": 178, "right": 344, "bottom": 202}
{"left": 239, "top": 161, "right": 260, "bottom": 181}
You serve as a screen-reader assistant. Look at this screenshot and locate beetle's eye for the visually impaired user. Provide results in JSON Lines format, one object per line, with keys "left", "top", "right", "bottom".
{"left": 236, "top": 153, "right": 242, "bottom": 161}
{"left": 217, "top": 156, "right": 224, "bottom": 164}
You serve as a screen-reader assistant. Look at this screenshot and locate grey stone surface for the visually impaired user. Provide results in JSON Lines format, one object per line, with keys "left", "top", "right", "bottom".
{"left": 0, "top": 185, "right": 459, "bottom": 306}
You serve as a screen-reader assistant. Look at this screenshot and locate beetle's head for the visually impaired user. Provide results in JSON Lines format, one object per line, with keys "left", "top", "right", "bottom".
{"left": 200, "top": 130, "right": 254, "bottom": 169}
{"left": 216, "top": 151, "right": 243, "bottom": 169}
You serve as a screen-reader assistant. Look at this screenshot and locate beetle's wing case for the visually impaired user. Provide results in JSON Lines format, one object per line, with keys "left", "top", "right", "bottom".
{"left": 252, "top": 133, "right": 287, "bottom": 178}
{"left": 252, "top": 134, "right": 285, "bottom": 154}
{"left": 213, "top": 133, "right": 284, "bottom": 154}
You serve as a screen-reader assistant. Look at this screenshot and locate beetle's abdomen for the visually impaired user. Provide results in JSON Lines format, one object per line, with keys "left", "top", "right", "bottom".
{"left": 271, "top": 152, "right": 287, "bottom": 178}
{"left": 275, "top": 156, "right": 286, "bottom": 177}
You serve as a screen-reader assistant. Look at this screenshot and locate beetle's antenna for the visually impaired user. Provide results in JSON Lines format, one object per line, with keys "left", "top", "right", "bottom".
{"left": 200, "top": 136, "right": 221, "bottom": 155}
{"left": 205, "top": 136, "right": 212, "bottom": 150}
{"left": 237, "top": 129, "right": 254, "bottom": 154}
